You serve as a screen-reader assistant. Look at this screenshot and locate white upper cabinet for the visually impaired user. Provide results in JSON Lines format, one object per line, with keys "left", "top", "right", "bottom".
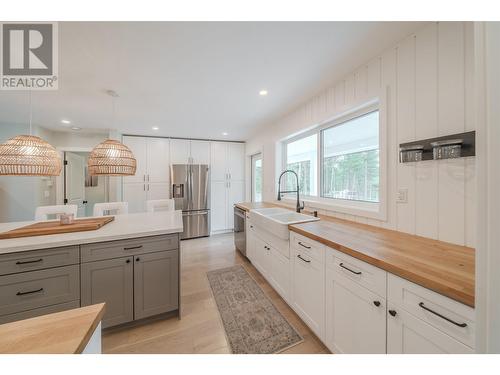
{"left": 190, "top": 140, "right": 211, "bottom": 165}
{"left": 147, "top": 138, "right": 170, "bottom": 183}
{"left": 227, "top": 143, "right": 245, "bottom": 181}
{"left": 170, "top": 139, "right": 211, "bottom": 165}
{"left": 210, "top": 142, "right": 228, "bottom": 181}
{"left": 210, "top": 142, "right": 245, "bottom": 181}
{"left": 122, "top": 136, "right": 148, "bottom": 184}
{"left": 169, "top": 139, "right": 191, "bottom": 164}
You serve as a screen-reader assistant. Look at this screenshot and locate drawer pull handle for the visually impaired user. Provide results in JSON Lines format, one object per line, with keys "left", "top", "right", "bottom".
{"left": 389, "top": 309, "right": 397, "bottom": 317}
{"left": 16, "top": 287, "right": 44, "bottom": 296}
{"left": 373, "top": 301, "right": 381, "bottom": 307}
{"left": 297, "top": 255, "right": 311, "bottom": 263}
{"left": 339, "top": 262, "right": 362, "bottom": 275}
{"left": 418, "top": 302, "right": 468, "bottom": 328}
{"left": 16, "top": 258, "right": 43, "bottom": 265}
{"left": 124, "top": 245, "right": 143, "bottom": 251}
{"left": 298, "top": 241, "right": 311, "bottom": 249}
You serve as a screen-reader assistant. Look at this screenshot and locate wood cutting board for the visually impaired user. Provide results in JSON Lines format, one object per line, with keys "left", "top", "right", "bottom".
{"left": 0, "top": 216, "right": 115, "bottom": 240}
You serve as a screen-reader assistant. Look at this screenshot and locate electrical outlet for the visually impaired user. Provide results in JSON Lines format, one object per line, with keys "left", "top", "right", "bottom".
{"left": 396, "top": 188, "right": 408, "bottom": 203}
{"left": 44, "top": 190, "right": 50, "bottom": 198}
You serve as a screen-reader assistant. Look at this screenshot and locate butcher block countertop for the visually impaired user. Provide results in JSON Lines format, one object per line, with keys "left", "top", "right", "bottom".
{"left": 0, "top": 303, "right": 105, "bottom": 354}
{"left": 236, "top": 201, "right": 475, "bottom": 307}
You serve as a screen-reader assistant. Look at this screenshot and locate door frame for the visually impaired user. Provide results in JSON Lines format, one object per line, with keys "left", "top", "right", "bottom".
{"left": 55, "top": 147, "right": 109, "bottom": 207}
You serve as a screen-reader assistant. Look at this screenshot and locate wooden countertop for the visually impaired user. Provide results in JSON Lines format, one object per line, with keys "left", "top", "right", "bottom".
{"left": 290, "top": 218, "right": 475, "bottom": 307}
{"left": 237, "top": 201, "right": 475, "bottom": 307}
{"left": 234, "top": 202, "right": 279, "bottom": 211}
{"left": 0, "top": 303, "right": 105, "bottom": 354}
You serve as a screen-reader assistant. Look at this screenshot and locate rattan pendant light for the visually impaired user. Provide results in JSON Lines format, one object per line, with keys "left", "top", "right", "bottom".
{"left": 87, "top": 90, "right": 137, "bottom": 176}
{"left": 0, "top": 91, "right": 62, "bottom": 176}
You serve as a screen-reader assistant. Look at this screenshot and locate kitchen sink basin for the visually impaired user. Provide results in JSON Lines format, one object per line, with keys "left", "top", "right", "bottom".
{"left": 249, "top": 207, "right": 319, "bottom": 240}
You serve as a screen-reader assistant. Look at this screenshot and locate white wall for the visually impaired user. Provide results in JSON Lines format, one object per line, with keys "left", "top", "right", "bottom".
{"left": 0, "top": 123, "right": 57, "bottom": 223}
{"left": 246, "top": 21, "right": 475, "bottom": 247}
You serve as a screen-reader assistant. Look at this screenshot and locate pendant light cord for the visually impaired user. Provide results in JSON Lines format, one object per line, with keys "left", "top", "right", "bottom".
{"left": 29, "top": 90, "right": 33, "bottom": 135}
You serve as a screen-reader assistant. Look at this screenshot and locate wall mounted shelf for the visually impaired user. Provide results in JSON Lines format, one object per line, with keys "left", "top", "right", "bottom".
{"left": 399, "top": 131, "right": 475, "bottom": 163}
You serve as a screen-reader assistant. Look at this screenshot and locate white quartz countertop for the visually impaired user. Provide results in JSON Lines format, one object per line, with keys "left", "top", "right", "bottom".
{"left": 0, "top": 211, "right": 184, "bottom": 255}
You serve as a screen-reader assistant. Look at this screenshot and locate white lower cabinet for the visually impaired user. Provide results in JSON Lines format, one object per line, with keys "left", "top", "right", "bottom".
{"left": 387, "top": 303, "right": 473, "bottom": 354}
{"left": 291, "top": 246, "right": 325, "bottom": 341}
{"left": 269, "top": 247, "right": 291, "bottom": 304}
{"left": 246, "top": 225, "right": 476, "bottom": 354}
{"left": 325, "top": 268, "right": 386, "bottom": 353}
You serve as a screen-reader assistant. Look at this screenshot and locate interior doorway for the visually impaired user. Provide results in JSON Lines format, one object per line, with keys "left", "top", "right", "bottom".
{"left": 63, "top": 151, "right": 109, "bottom": 217}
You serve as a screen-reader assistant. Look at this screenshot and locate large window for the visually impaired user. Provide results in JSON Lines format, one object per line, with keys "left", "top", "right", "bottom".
{"left": 285, "top": 133, "right": 317, "bottom": 196}
{"left": 283, "top": 107, "right": 380, "bottom": 206}
{"left": 322, "top": 111, "right": 379, "bottom": 202}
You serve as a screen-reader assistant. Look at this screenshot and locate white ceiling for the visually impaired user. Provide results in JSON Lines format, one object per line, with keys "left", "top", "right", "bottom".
{"left": 0, "top": 22, "right": 426, "bottom": 141}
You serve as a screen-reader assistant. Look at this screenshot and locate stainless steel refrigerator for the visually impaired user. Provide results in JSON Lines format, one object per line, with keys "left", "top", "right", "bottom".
{"left": 170, "top": 164, "right": 210, "bottom": 239}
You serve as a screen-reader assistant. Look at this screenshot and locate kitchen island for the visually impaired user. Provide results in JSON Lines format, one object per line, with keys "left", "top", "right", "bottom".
{"left": 0, "top": 211, "right": 183, "bottom": 327}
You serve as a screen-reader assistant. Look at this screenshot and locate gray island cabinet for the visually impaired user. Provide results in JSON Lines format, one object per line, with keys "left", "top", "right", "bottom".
{"left": 0, "top": 211, "right": 183, "bottom": 328}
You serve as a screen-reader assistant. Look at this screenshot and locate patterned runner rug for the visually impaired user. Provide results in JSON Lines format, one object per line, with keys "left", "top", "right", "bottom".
{"left": 207, "top": 265, "right": 303, "bottom": 354}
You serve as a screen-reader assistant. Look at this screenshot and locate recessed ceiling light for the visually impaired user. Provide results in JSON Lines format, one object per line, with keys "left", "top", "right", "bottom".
{"left": 61, "top": 119, "right": 71, "bottom": 124}
{"left": 71, "top": 127, "right": 81, "bottom": 131}
{"left": 152, "top": 126, "right": 159, "bottom": 131}
{"left": 222, "top": 132, "right": 228, "bottom": 136}
{"left": 259, "top": 90, "right": 268, "bottom": 96}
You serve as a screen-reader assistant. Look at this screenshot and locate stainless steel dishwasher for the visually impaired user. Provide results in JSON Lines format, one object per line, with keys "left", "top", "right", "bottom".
{"left": 234, "top": 206, "right": 246, "bottom": 257}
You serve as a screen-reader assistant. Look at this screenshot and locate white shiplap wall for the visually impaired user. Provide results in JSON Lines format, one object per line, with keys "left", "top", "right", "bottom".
{"left": 245, "top": 22, "right": 475, "bottom": 247}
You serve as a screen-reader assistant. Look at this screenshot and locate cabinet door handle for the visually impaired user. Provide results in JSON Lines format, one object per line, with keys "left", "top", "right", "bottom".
{"left": 297, "top": 254, "right": 311, "bottom": 263}
{"left": 136, "top": 257, "right": 140, "bottom": 262}
{"left": 16, "top": 258, "right": 43, "bottom": 265}
{"left": 147, "top": 184, "right": 150, "bottom": 191}
{"left": 124, "top": 245, "right": 143, "bottom": 251}
{"left": 339, "top": 262, "right": 362, "bottom": 275}
{"left": 126, "top": 259, "right": 131, "bottom": 263}
{"left": 143, "top": 184, "right": 146, "bottom": 191}
{"left": 16, "top": 287, "right": 44, "bottom": 296}
{"left": 373, "top": 301, "right": 381, "bottom": 307}
{"left": 143, "top": 175, "right": 146, "bottom": 182}
{"left": 388, "top": 309, "right": 397, "bottom": 317}
{"left": 147, "top": 174, "right": 150, "bottom": 182}
{"left": 418, "top": 302, "right": 467, "bottom": 327}
{"left": 298, "top": 241, "right": 311, "bottom": 249}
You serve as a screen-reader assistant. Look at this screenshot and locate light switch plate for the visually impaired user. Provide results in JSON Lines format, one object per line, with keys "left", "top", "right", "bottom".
{"left": 44, "top": 190, "right": 50, "bottom": 198}
{"left": 396, "top": 188, "right": 408, "bottom": 203}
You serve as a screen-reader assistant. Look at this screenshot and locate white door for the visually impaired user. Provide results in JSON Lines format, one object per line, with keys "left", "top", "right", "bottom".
{"left": 251, "top": 153, "right": 263, "bottom": 202}
{"left": 326, "top": 269, "right": 386, "bottom": 353}
{"left": 190, "top": 140, "right": 211, "bottom": 165}
{"left": 147, "top": 138, "right": 169, "bottom": 183}
{"left": 387, "top": 304, "right": 474, "bottom": 354}
{"left": 227, "top": 143, "right": 245, "bottom": 181}
{"left": 123, "top": 183, "right": 146, "bottom": 214}
{"left": 170, "top": 139, "right": 191, "bottom": 164}
{"left": 269, "top": 247, "right": 291, "bottom": 303}
{"left": 122, "top": 136, "right": 147, "bottom": 184}
{"left": 210, "top": 180, "right": 227, "bottom": 232}
{"left": 65, "top": 152, "right": 86, "bottom": 217}
{"left": 227, "top": 180, "right": 244, "bottom": 230}
{"left": 147, "top": 183, "right": 170, "bottom": 201}
{"left": 292, "top": 248, "right": 325, "bottom": 340}
{"left": 210, "top": 142, "right": 227, "bottom": 181}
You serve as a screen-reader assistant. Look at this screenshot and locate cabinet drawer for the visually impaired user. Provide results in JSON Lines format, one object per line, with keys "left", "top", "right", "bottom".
{"left": 290, "top": 232, "right": 325, "bottom": 263}
{"left": 0, "top": 301, "right": 80, "bottom": 325}
{"left": 0, "top": 265, "right": 80, "bottom": 316}
{"left": 0, "top": 246, "right": 80, "bottom": 276}
{"left": 388, "top": 274, "right": 475, "bottom": 348}
{"left": 327, "top": 248, "right": 386, "bottom": 298}
{"left": 81, "top": 234, "right": 179, "bottom": 262}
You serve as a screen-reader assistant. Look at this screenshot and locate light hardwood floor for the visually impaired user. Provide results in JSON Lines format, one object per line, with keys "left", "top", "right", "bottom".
{"left": 102, "top": 233, "right": 329, "bottom": 354}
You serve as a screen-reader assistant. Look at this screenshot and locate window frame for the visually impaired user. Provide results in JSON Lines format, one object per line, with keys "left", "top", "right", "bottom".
{"left": 281, "top": 95, "right": 387, "bottom": 221}
{"left": 251, "top": 152, "right": 263, "bottom": 203}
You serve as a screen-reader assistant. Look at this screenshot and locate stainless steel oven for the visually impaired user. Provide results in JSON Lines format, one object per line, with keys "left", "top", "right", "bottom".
{"left": 234, "top": 206, "right": 246, "bottom": 256}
